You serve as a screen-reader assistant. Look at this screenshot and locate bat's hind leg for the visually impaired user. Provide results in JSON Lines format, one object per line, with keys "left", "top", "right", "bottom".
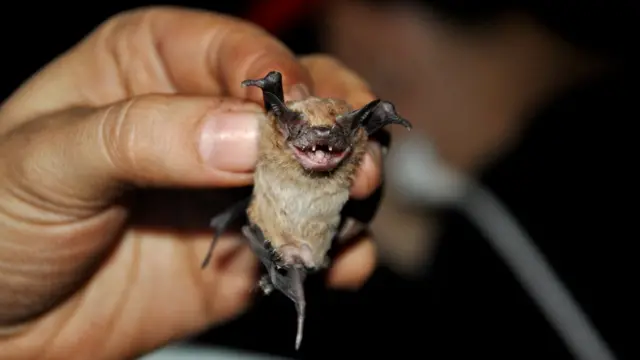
{"left": 241, "top": 71, "right": 285, "bottom": 111}
{"left": 241, "top": 225, "right": 277, "bottom": 295}
{"left": 241, "top": 224, "right": 277, "bottom": 270}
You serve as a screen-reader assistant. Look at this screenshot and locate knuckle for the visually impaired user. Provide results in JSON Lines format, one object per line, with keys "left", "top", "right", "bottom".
{"left": 300, "top": 54, "right": 374, "bottom": 100}
{"left": 301, "top": 54, "right": 364, "bottom": 82}
{"left": 95, "top": 6, "right": 199, "bottom": 58}
{"left": 100, "top": 6, "right": 177, "bottom": 29}
{"left": 95, "top": 7, "right": 173, "bottom": 97}
{"left": 98, "top": 95, "right": 181, "bottom": 178}
{"left": 98, "top": 98, "right": 144, "bottom": 173}
{"left": 301, "top": 54, "right": 345, "bottom": 69}
{"left": 94, "top": 7, "right": 151, "bottom": 40}
{"left": 230, "top": 34, "right": 303, "bottom": 83}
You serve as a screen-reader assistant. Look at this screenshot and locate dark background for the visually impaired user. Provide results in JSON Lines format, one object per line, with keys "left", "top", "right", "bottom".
{"left": 2, "top": 1, "right": 637, "bottom": 359}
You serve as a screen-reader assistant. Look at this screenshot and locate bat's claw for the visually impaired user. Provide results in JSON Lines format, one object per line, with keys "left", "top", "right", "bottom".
{"left": 241, "top": 79, "right": 264, "bottom": 88}
{"left": 258, "top": 274, "right": 274, "bottom": 295}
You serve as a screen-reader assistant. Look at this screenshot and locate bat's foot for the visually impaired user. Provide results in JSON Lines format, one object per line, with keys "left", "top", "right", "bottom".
{"left": 241, "top": 71, "right": 285, "bottom": 111}
{"left": 258, "top": 274, "right": 274, "bottom": 295}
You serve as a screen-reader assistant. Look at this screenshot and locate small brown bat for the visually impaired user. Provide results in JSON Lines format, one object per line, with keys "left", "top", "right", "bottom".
{"left": 200, "top": 71, "right": 412, "bottom": 350}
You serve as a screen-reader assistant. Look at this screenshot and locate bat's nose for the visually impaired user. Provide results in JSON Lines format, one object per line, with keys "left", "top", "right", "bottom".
{"left": 313, "top": 126, "right": 331, "bottom": 138}
{"left": 313, "top": 126, "right": 331, "bottom": 142}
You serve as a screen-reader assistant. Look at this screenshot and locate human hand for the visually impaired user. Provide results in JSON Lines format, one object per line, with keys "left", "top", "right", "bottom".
{"left": 0, "top": 7, "right": 382, "bottom": 359}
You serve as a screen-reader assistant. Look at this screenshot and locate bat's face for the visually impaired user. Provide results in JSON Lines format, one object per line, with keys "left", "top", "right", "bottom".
{"left": 261, "top": 90, "right": 411, "bottom": 173}
{"left": 287, "top": 124, "right": 352, "bottom": 171}
{"left": 277, "top": 97, "right": 359, "bottom": 172}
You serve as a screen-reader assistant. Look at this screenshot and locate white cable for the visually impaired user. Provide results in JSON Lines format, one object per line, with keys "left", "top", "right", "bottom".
{"left": 386, "top": 136, "right": 617, "bottom": 360}
{"left": 461, "top": 182, "right": 616, "bottom": 360}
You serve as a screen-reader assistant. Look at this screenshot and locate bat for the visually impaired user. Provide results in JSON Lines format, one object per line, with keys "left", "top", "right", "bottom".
{"left": 200, "top": 70, "right": 412, "bottom": 350}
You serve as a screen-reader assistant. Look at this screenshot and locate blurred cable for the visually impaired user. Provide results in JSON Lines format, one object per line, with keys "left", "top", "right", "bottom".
{"left": 387, "top": 136, "right": 617, "bottom": 360}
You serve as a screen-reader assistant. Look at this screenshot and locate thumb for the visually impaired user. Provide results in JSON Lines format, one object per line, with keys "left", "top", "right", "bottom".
{"left": 0, "top": 94, "right": 264, "bottom": 221}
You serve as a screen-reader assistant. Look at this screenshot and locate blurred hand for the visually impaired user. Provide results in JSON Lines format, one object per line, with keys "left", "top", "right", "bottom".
{"left": 0, "top": 7, "right": 381, "bottom": 359}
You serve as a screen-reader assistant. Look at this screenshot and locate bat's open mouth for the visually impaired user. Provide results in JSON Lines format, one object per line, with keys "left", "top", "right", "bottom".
{"left": 290, "top": 144, "right": 350, "bottom": 171}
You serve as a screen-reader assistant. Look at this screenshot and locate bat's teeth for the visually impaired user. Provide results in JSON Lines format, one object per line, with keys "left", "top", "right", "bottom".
{"left": 329, "top": 146, "right": 333, "bottom": 151}
{"left": 312, "top": 145, "right": 316, "bottom": 152}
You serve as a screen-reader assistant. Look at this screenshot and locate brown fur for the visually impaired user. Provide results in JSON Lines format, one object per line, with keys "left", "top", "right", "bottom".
{"left": 287, "top": 98, "right": 351, "bottom": 127}
{"left": 247, "top": 97, "right": 368, "bottom": 266}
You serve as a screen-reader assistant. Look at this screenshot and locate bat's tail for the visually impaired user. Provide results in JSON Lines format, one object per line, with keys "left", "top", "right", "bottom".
{"left": 291, "top": 267, "right": 306, "bottom": 350}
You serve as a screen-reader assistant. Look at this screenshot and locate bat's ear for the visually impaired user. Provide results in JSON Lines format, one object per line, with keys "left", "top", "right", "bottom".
{"left": 338, "top": 99, "right": 412, "bottom": 136}
{"left": 263, "top": 92, "right": 300, "bottom": 131}
{"left": 336, "top": 99, "right": 381, "bottom": 135}
{"left": 241, "top": 71, "right": 285, "bottom": 111}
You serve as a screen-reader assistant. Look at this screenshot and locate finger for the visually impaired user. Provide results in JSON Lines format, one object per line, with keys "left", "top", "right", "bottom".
{"left": 300, "top": 55, "right": 377, "bottom": 108}
{"left": 0, "top": 94, "right": 265, "bottom": 219}
{"left": 326, "top": 234, "right": 377, "bottom": 289}
{"left": 0, "top": 232, "right": 260, "bottom": 359}
{"left": 0, "top": 6, "right": 313, "bottom": 130}
{"left": 146, "top": 7, "right": 313, "bottom": 101}
{"left": 351, "top": 140, "right": 384, "bottom": 199}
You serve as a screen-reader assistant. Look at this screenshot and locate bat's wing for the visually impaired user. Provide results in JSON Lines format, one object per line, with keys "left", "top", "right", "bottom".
{"left": 200, "top": 196, "right": 251, "bottom": 268}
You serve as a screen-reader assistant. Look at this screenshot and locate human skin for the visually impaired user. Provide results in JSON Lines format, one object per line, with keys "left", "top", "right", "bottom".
{"left": 0, "top": 7, "right": 382, "bottom": 360}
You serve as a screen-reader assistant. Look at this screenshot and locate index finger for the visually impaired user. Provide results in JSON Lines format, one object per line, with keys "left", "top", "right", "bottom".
{"left": 299, "top": 55, "right": 377, "bottom": 108}
{"left": 0, "top": 6, "right": 313, "bottom": 129}
{"left": 147, "top": 7, "right": 313, "bottom": 100}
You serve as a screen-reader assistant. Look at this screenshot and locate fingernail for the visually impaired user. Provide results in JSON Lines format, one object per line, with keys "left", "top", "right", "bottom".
{"left": 286, "top": 83, "right": 311, "bottom": 101}
{"left": 199, "top": 112, "right": 261, "bottom": 172}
